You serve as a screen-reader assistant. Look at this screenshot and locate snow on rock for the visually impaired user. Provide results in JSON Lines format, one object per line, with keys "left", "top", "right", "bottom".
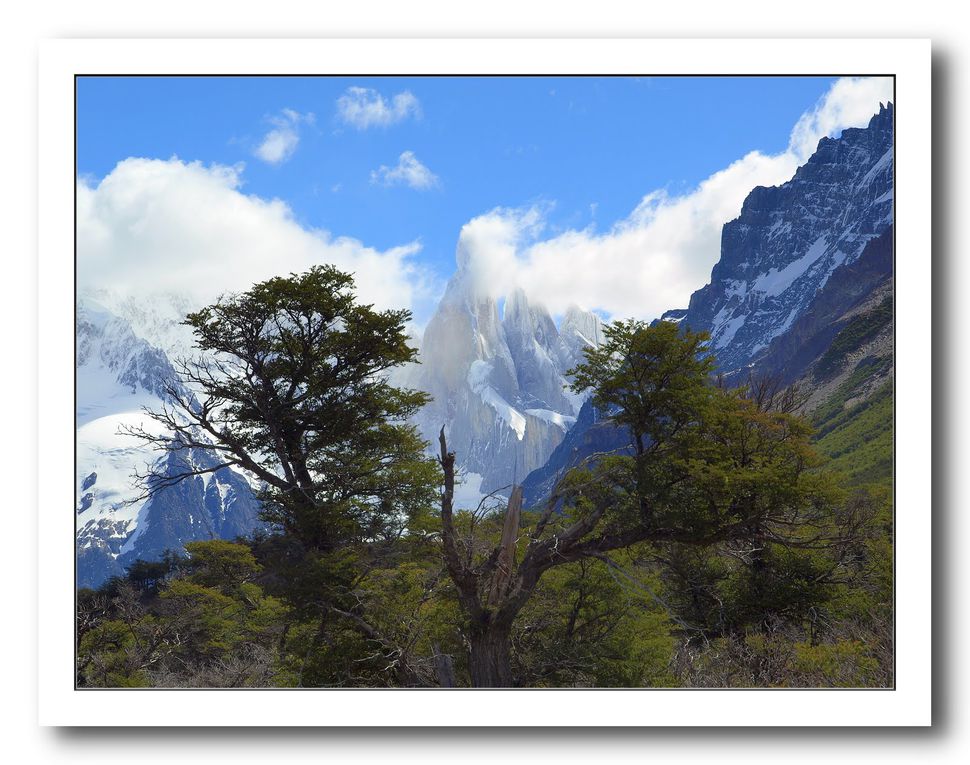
{"left": 750, "top": 235, "right": 830, "bottom": 298}
{"left": 524, "top": 408, "right": 578, "bottom": 431}
{"left": 468, "top": 360, "right": 527, "bottom": 440}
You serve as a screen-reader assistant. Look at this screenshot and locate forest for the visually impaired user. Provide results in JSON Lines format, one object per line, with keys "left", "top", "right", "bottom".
{"left": 76, "top": 266, "right": 893, "bottom": 689}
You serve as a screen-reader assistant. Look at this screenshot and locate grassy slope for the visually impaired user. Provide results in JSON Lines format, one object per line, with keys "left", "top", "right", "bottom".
{"left": 811, "top": 356, "right": 893, "bottom": 490}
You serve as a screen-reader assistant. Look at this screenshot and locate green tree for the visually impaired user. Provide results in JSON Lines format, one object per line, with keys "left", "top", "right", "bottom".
{"left": 513, "top": 554, "right": 677, "bottom": 687}
{"left": 180, "top": 539, "right": 261, "bottom": 592}
{"left": 437, "top": 320, "right": 848, "bottom": 686}
{"left": 77, "top": 542, "right": 290, "bottom": 688}
{"left": 128, "top": 266, "right": 440, "bottom": 684}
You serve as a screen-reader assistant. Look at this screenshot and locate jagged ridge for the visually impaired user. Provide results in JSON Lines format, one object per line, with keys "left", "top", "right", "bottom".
{"left": 411, "top": 265, "right": 603, "bottom": 497}
{"left": 522, "top": 104, "right": 894, "bottom": 506}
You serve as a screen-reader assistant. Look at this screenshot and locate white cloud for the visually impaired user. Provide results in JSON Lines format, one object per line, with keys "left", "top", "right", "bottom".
{"left": 787, "top": 77, "right": 894, "bottom": 161}
{"left": 371, "top": 150, "right": 440, "bottom": 190}
{"left": 336, "top": 87, "right": 420, "bottom": 129}
{"left": 254, "top": 109, "right": 314, "bottom": 164}
{"left": 452, "top": 77, "right": 894, "bottom": 322}
{"left": 77, "top": 157, "right": 437, "bottom": 320}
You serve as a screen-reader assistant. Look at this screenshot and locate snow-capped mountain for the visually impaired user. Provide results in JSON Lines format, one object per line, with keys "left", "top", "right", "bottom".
{"left": 75, "top": 103, "right": 895, "bottom": 578}
{"left": 678, "top": 102, "right": 894, "bottom": 373}
{"left": 76, "top": 298, "right": 261, "bottom": 589}
{"left": 410, "top": 257, "right": 603, "bottom": 498}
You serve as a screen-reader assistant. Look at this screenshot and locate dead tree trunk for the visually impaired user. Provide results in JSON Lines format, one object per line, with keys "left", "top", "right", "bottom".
{"left": 487, "top": 486, "right": 522, "bottom": 607}
{"left": 436, "top": 428, "right": 660, "bottom": 688}
{"left": 438, "top": 428, "right": 521, "bottom": 687}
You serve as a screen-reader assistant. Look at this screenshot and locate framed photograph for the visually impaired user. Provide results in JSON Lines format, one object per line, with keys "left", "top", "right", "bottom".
{"left": 38, "top": 37, "right": 931, "bottom": 726}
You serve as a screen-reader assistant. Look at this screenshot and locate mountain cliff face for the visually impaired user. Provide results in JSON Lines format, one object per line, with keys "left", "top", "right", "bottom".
{"left": 742, "top": 224, "right": 893, "bottom": 387}
{"left": 681, "top": 103, "right": 894, "bottom": 373}
{"left": 75, "top": 298, "right": 262, "bottom": 589}
{"left": 522, "top": 103, "right": 894, "bottom": 506}
{"left": 411, "top": 262, "right": 603, "bottom": 497}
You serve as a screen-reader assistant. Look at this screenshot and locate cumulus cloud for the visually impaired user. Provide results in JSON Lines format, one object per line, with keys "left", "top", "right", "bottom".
{"left": 452, "top": 77, "right": 893, "bottom": 322}
{"left": 77, "top": 157, "right": 437, "bottom": 318}
{"left": 254, "top": 108, "right": 314, "bottom": 164}
{"left": 336, "top": 87, "right": 420, "bottom": 129}
{"left": 370, "top": 151, "right": 440, "bottom": 190}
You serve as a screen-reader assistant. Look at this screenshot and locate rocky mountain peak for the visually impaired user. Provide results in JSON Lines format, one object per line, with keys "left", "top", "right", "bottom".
{"left": 682, "top": 102, "right": 894, "bottom": 372}
{"left": 411, "top": 270, "right": 602, "bottom": 495}
{"left": 560, "top": 304, "right": 605, "bottom": 357}
{"left": 521, "top": 103, "right": 894, "bottom": 507}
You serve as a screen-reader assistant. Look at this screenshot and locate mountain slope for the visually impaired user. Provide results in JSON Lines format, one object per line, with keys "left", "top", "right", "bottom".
{"left": 520, "top": 398, "right": 632, "bottom": 507}
{"left": 738, "top": 225, "right": 892, "bottom": 386}
{"left": 680, "top": 103, "right": 894, "bottom": 373}
{"left": 749, "top": 227, "right": 894, "bottom": 489}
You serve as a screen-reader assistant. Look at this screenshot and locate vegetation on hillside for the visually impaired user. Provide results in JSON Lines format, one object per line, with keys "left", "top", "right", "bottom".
{"left": 815, "top": 296, "right": 893, "bottom": 378}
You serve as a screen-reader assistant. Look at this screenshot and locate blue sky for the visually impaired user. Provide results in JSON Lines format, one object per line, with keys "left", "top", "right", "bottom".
{"left": 76, "top": 76, "right": 893, "bottom": 324}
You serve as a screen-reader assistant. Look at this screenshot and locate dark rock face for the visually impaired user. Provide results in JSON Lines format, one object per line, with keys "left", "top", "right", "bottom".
{"left": 682, "top": 103, "right": 894, "bottom": 373}
{"left": 118, "top": 452, "right": 263, "bottom": 570}
{"left": 521, "top": 400, "right": 632, "bottom": 508}
{"left": 740, "top": 225, "right": 893, "bottom": 385}
{"left": 76, "top": 448, "right": 264, "bottom": 589}
{"left": 76, "top": 536, "right": 125, "bottom": 590}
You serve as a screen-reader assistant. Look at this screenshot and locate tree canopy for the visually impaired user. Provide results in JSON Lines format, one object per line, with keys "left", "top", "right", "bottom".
{"left": 129, "top": 265, "right": 439, "bottom": 551}
{"left": 432, "top": 320, "right": 865, "bottom": 686}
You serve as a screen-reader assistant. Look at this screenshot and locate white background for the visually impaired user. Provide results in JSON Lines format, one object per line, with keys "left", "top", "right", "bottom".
{"left": 4, "top": 0, "right": 965, "bottom": 761}
{"left": 36, "top": 35, "right": 932, "bottom": 729}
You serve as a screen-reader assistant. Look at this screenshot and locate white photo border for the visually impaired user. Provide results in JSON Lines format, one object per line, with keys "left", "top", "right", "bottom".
{"left": 39, "top": 38, "right": 932, "bottom": 727}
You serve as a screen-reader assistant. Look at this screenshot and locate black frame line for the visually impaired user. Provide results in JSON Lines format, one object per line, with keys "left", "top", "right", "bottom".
{"left": 72, "top": 72, "right": 897, "bottom": 693}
